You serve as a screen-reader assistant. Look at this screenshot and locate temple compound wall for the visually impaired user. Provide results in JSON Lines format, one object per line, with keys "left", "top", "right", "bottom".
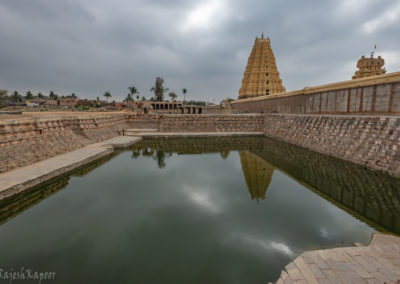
{"left": 232, "top": 72, "right": 400, "bottom": 115}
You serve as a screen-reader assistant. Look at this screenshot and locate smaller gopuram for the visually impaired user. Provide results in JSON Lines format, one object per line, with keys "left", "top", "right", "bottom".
{"left": 238, "top": 35, "right": 285, "bottom": 100}
{"left": 352, "top": 55, "right": 386, "bottom": 79}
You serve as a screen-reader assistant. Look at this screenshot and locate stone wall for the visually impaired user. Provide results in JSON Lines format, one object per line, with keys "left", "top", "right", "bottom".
{"left": 1, "top": 111, "right": 400, "bottom": 178}
{"left": 261, "top": 114, "right": 400, "bottom": 176}
{"left": 127, "top": 113, "right": 265, "bottom": 132}
{"left": 0, "top": 114, "right": 128, "bottom": 173}
{"left": 232, "top": 72, "right": 400, "bottom": 115}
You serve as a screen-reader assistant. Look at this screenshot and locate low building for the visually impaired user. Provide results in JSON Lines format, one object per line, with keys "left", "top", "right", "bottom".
{"left": 44, "top": 100, "right": 59, "bottom": 106}
{"left": 59, "top": 98, "right": 79, "bottom": 107}
{"left": 148, "top": 101, "right": 203, "bottom": 114}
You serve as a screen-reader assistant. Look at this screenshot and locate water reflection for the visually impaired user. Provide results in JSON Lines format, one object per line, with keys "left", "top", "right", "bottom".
{"left": 0, "top": 152, "right": 117, "bottom": 225}
{"left": 0, "top": 136, "right": 397, "bottom": 284}
{"left": 1, "top": 136, "right": 400, "bottom": 235}
{"left": 239, "top": 151, "right": 274, "bottom": 201}
{"left": 129, "top": 137, "right": 400, "bottom": 234}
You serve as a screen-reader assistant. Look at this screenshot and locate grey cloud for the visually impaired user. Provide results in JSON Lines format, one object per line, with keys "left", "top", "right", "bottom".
{"left": 0, "top": 0, "right": 399, "bottom": 102}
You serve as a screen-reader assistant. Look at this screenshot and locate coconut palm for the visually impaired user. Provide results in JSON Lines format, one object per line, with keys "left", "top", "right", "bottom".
{"left": 182, "top": 88, "right": 187, "bottom": 104}
{"left": 128, "top": 86, "right": 138, "bottom": 97}
{"left": 103, "top": 91, "right": 111, "bottom": 101}
{"left": 124, "top": 93, "right": 133, "bottom": 103}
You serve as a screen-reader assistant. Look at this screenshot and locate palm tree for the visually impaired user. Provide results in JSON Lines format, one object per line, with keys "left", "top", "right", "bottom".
{"left": 25, "top": 91, "right": 33, "bottom": 100}
{"left": 136, "top": 95, "right": 140, "bottom": 100}
{"left": 182, "top": 88, "right": 187, "bottom": 104}
{"left": 142, "top": 96, "right": 146, "bottom": 101}
{"left": 103, "top": 91, "right": 111, "bottom": 101}
{"left": 37, "top": 92, "right": 44, "bottom": 99}
{"left": 128, "top": 86, "right": 138, "bottom": 99}
{"left": 124, "top": 93, "right": 133, "bottom": 103}
{"left": 71, "top": 93, "right": 77, "bottom": 98}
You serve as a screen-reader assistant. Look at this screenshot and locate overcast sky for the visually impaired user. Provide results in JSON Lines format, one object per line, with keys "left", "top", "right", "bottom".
{"left": 0, "top": 0, "right": 399, "bottom": 102}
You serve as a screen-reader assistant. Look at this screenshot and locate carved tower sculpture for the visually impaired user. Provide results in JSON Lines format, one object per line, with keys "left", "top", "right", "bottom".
{"left": 352, "top": 55, "right": 386, "bottom": 79}
{"left": 238, "top": 36, "right": 285, "bottom": 100}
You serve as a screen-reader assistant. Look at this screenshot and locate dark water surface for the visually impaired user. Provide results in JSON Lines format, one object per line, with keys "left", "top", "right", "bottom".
{"left": 0, "top": 137, "right": 399, "bottom": 284}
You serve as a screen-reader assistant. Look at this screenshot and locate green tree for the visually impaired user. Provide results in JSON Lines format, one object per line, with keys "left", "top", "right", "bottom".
{"left": 71, "top": 93, "right": 77, "bottom": 98}
{"left": 49, "top": 91, "right": 58, "bottom": 100}
{"left": 182, "top": 88, "right": 187, "bottom": 104}
{"left": 136, "top": 95, "right": 140, "bottom": 100}
{"left": 141, "top": 96, "right": 146, "bottom": 101}
{"left": 153, "top": 151, "right": 166, "bottom": 169}
{"left": 128, "top": 86, "right": 138, "bottom": 99}
{"left": 168, "top": 92, "right": 177, "bottom": 101}
{"left": 103, "top": 91, "right": 111, "bottom": 101}
{"left": 0, "top": 89, "right": 8, "bottom": 101}
{"left": 37, "top": 92, "right": 44, "bottom": 99}
{"left": 11, "top": 91, "right": 22, "bottom": 103}
{"left": 25, "top": 91, "right": 33, "bottom": 100}
{"left": 124, "top": 94, "right": 133, "bottom": 103}
{"left": 150, "top": 77, "right": 168, "bottom": 102}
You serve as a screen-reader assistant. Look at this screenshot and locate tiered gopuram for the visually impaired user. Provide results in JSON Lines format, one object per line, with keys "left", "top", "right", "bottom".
{"left": 352, "top": 55, "right": 386, "bottom": 79}
{"left": 238, "top": 36, "right": 285, "bottom": 100}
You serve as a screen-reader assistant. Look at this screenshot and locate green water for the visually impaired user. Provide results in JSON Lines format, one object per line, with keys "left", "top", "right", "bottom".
{"left": 0, "top": 137, "right": 399, "bottom": 284}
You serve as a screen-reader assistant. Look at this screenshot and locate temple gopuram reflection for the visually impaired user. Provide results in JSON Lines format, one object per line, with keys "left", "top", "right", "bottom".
{"left": 129, "top": 137, "right": 400, "bottom": 234}
{"left": 239, "top": 151, "right": 274, "bottom": 201}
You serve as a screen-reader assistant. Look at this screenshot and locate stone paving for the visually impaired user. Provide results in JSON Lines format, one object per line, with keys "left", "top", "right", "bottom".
{"left": 273, "top": 234, "right": 400, "bottom": 284}
{"left": 0, "top": 136, "right": 141, "bottom": 201}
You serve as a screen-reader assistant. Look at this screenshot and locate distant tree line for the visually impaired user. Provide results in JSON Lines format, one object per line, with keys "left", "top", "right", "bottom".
{"left": 1, "top": 76, "right": 191, "bottom": 104}
{"left": 0, "top": 89, "right": 77, "bottom": 103}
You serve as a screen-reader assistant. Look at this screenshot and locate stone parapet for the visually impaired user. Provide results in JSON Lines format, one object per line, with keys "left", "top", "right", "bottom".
{"left": 232, "top": 72, "right": 400, "bottom": 115}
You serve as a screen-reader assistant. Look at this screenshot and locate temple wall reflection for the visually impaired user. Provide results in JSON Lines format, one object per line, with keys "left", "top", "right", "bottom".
{"left": 249, "top": 137, "right": 400, "bottom": 234}
{"left": 0, "top": 152, "right": 118, "bottom": 225}
{"left": 1, "top": 136, "right": 399, "bottom": 235}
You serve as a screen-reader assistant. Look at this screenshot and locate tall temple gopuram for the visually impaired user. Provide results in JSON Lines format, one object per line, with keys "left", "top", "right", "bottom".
{"left": 352, "top": 55, "right": 386, "bottom": 79}
{"left": 238, "top": 36, "right": 285, "bottom": 100}
{"left": 239, "top": 151, "right": 274, "bottom": 201}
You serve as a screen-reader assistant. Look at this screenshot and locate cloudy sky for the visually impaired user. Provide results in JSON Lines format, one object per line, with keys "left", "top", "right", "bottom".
{"left": 0, "top": 0, "right": 399, "bottom": 102}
